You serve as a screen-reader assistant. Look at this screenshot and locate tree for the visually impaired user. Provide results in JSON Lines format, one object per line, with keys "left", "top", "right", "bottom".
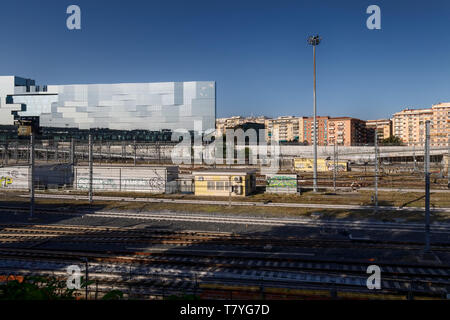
{"left": 0, "top": 276, "right": 78, "bottom": 300}
{"left": 380, "top": 136, "right": 403, "bottom": 146}
{"left": 0, "top": 276, "right": 122, "bottom": 300}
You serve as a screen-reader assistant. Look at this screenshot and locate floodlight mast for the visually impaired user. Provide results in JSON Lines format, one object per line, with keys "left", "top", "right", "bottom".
{"left": 308, "top": 35, "right": 321, "bottom": 192}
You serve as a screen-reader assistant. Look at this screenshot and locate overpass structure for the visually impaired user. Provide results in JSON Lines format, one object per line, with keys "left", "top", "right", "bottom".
{"left": 0, "top": 141, "right": 449, "bottom": 166}
{"left": 278, "top": 145, "right": 449, "bottom": 163}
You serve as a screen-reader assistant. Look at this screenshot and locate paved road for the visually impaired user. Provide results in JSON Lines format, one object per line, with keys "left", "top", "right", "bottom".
{"left": 27, "top": 193, "right": 450, "bottom": 213}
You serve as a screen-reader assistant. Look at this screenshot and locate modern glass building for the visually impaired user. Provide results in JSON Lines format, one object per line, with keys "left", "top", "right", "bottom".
{"left": 0, "top": 76, "right": 216, "bottom": 133}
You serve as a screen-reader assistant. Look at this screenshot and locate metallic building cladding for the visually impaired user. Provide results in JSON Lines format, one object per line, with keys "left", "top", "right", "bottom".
{"left": 0, "top": 76, "right": 215, "bottom": 133}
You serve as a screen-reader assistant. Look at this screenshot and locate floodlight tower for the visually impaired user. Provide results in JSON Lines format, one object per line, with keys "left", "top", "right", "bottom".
{"left": 308, "top": 34, "right": 321, "bottom": 192}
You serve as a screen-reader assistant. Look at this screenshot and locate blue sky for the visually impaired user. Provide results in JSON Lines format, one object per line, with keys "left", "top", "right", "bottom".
{"left": 1, "top": 0, "right": 449, "bottom": 120}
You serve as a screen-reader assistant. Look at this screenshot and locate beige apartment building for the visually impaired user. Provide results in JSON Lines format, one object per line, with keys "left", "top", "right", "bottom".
{"left": 392, "top": 103, "right": 450, "bottom": 147}
{"left": 265, "top": 116, "right": 301, "bottom": 142}
{"left": 216, "top": 116, "right": 268, "bottom": 136}
{"left": 366, "top": 119, "right": 392, "bottom": 142}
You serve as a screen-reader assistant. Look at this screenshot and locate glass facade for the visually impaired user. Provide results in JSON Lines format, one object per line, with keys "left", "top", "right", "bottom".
{"left": 0, "top": 77, "right": 216, "bottom": 133}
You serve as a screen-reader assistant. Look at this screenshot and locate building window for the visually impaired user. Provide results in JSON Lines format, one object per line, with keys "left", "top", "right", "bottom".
{"left": 207, "top": 181, "right": 215, "bottom": 190}
{"left": 216, "top": 181, "right": 224, "bottom": 190}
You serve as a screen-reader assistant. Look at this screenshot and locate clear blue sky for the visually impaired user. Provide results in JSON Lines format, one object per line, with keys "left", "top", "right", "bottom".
{"left": 1, "top": 0, "right": 449, "bottom": 120}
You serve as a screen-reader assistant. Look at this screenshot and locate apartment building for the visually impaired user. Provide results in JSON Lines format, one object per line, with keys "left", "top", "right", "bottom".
{"left": 298, "top": 116, "right": 330, "bottom": 145}
{"left": 265, "top": 115, "right": 369, "bottom": 146}
{"left": 216, "top": 116, "right": 268, "bottom": 136}
{"left": 265, "top": 116, "right": 300, "bottom": 142}
{"left": 366, "top": 119, "right": 392, "bottom": 142}
{"left": 327, "top": 117, "right": 369, "bottom": 146}
{"left": 392, "top": 103, "right": 450, "bottom": 147}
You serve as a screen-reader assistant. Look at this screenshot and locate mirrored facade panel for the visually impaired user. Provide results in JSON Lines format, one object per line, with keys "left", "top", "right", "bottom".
{"left": 0, "top": 76, "right": 215, "bottom": 133}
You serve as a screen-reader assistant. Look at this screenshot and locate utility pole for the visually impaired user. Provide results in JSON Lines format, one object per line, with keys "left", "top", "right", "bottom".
{"left": 88, "top": 134, "right": 93, "bottom": 205}
{"left": 84, "top": 258, "right": 89, "bottom": 300}
{"left": 134, "top": 139, "right": 137, "bottom": 166}
{"left": 228, "top": 176, "right": 232, "bottom": 208}
{"left": 4, "top": 143, "right": 8, "bottom": 165}
{"left": 447, "top": 134, "right": 449, "bottom": 189}
{"left": 424, "top": 121, "right": 431, "bottom": 252}
{"left": 70, "top": 138, "right": 75, "bottom": 166}
{"left": 29, "top": 132, "right": 35, "bottom": 220}
{"left": 308, "top": 35, "right": 321, "bottom": 192}
{"left": 121, "top": 141, "right": 126, "bottom": 162}
{"left": 333, "top": 143, "right": 337, "bottom": 192}
{"left": 374, "top": 131, "right": 378, "bottom": 212}
{"left": 99, "top": 138, "right": 102, "bottom": 165}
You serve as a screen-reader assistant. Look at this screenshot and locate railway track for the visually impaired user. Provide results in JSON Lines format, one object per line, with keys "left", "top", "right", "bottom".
{"left": 0, "top": 224, "right": 448, "bottom": 299}
{"left": 0, "top": 246, "right": 448, "bottom": 299}
{"left": 0, "top": 224, "right": 449, "bottom": 251}
{"left": 1, "top": 206, "right": 450, "bottom": 234}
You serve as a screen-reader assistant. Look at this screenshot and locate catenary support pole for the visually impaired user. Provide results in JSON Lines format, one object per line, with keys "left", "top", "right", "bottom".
{"left": 312, "top": 44, "right": 318, "bottom": 192}
{"left": 308, "top": 35, "right": 321, "bottom": 192}
{"left": 134, "top": 139, "right": 137, "bottom": 166}
{"left": 333, "top": 143, "right": 337, "bottom": 192}
{"left": 447, "top": 135, "right": 449, "bottom": 188}
{"left": 374, "top": 131, "right": 378, "bottom": 212}
{"left": 88, "top": 134, "right": 93, "bottom": 205}
{"left": 29, "top": 132, "right": 35, "bottom": 219}
{"left": 424, "top": 121, "right": 431, "bottom": 252}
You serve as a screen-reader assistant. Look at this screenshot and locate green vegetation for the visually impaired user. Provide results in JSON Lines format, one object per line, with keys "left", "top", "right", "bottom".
{"left": 0, "top": 276, "right": 79, "bottom": 300}
{"left": 380, "top": 136, "right": 403, "bottom": 146}
{"left": 0, "top": 276, "right": 123, "bottom": 300}
{"left": 101, "top": 289, "right": 124, "bottom": 300}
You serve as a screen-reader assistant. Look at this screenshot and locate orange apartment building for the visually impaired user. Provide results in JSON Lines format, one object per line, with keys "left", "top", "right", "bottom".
{"left": 299, "top": 116, "right": 330, "bottom": 145}
{"left": 265, "top": 116, "right": 370, "bottom": 146}
{"left": 326, "top": 117, "right": 369, "bottom": 146}
{"left": 392, "top": 103, "right": 450, "bottom": 147}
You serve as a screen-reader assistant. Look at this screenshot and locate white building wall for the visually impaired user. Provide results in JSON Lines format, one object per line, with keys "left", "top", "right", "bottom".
{"left": 74, "top": 166, "right": 178, "bottom": 193}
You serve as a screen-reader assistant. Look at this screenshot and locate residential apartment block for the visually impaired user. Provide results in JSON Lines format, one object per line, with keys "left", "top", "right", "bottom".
{"left": 326, "top": 117, "right": 369, "bottom": 146}
{"left": 264, "top": 116, "right": 370, "bottom": 146}
{"left": 299, "top": 116, "right": 330, "bottom": 145}
{"left": 365, "top": 119, "right": 392, "bottom": 142}
{"left": 264, "top": 116, "right": 300, "bottom": 142}
{"left": 216, "top": 102, "right": 449, "bottom": 147}
{"left": 391, "top": 103, "right": 449, "bottom": 147}
{"left": 216, "top": 116, "right": 268, "bottom": 137}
